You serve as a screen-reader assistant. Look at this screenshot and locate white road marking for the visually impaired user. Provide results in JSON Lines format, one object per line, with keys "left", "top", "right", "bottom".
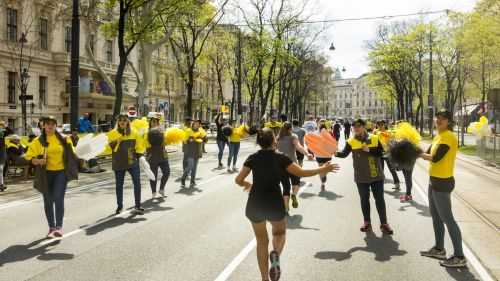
{"left": 412, "top": 179, "right": 495, "bottom": 281}
{"left": 37, "top": 173, "right": 226, "bottom": 247}
{"left": 213, "top": 183, "right": 311, "bottom": 281}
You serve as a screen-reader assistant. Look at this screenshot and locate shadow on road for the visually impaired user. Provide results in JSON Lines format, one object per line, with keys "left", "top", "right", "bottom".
{"left": 318, "top": 190, "right": 344, "bottom": 201}
{"left": 85, "top": 213, "right": 147, "bottom": 236}
{"left": 0, "top": 238, "right": 73, "bottom": 266}
{"left": 314, "top": 232, "right": 407, "bottom": 262}
{"left": 175, "top": 186, "right": 203, "bottom": 196}
{"left": 384, "top": 189, "right": 430, "bottom": 217}
{"left": 287, "top": 214, "right": 319, "bottom": 231}
{"left": 446, "top": 267, "right": 481, "bottom": 281}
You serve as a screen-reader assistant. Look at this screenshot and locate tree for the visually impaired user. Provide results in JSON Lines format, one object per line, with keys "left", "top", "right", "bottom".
{"left": 167, "top": 0, "right": 229, "bottom": 118}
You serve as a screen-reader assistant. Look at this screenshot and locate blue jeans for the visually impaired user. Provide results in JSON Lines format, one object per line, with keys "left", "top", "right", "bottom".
{"left": 182, "top": 158, "right": 199, "bottom": 183}
{"left": 217, "top": 140, "right": 227, "bottom": 165}
{"left": 150, "top": 160, "right": 170, "bottom": 193}
{"left": 228, "top": 142, "right": 241, "bottom": 167}
{"left": 114, "top": 164, "right": 141, "bottom": 208}
{"left": 43, "top": 171, "right": 67, "bottom": 228}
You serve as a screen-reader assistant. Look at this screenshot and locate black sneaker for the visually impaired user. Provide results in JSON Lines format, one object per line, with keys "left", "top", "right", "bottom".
{"left": 440, "top": 256, "right": 467, "bottom": 268}
{"left": 269, "top": 250, "right": 281, "bottom": 281}
{"left": 134, "top": 206, "right": 145, "bottom": 214}
{"left": 115, "top": 207, "right": 123, "bottom": 215}
{"left": 380, "top": 224, "right": 394, "bottom": 235}
{"left": 420, "top": 247, "right": 447, "bottom": 260}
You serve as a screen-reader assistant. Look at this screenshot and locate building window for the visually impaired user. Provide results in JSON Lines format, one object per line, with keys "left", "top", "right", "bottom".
{"left": 6, "top": 8, "right": 17, "bottom": 42}
{"left": 106, "top": 40, "right": 113, "bottom": 63}
{"left": 7, "top": 72, "right": 17, "bottom": 104}
{"left": 65, "top": 26, "right": 72, "bottom": 52}
{"left": 40, "top": 18, "right": 48, "bottom": 50}
{"left": 39, "top": 76, "right": 47, "bottom": 105}
{"left": 65, "top": 79, "right": 71, "bottom": 94}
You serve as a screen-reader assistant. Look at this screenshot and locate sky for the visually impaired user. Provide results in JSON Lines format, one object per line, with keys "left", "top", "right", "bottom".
{"left": 311, "top": 0, "right": 478, "bottom": 79}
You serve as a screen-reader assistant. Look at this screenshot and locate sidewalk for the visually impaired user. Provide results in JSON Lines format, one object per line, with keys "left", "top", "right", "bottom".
{"left": 416, "top": 142, "right": 500, "bottom": 280}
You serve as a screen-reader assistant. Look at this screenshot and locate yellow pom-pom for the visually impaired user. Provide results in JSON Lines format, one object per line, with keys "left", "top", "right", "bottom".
{"left": 164, "top": 128, "right": 186, "bottom": 145}
{"left": 131, "top": 118, "right": 149, "bottom": 136}
{"left": 107, "top": 130, "right": 122, "bottom": 143}
{"left": 479, "top": 116, "right": 488, "bottom": 125}
{"left": 394, "top": 122, "right": 421, "bottom": 145}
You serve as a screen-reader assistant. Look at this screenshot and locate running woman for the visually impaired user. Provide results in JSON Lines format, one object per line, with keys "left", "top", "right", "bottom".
{"left": 278, "top": 122, "right": 312, "bottom": 211}
{"left": 291, "top": 120, "right": 306, "bottom": 167}
{"left": 419, "top": 109, "right": 466, "bottom": 268}
{"left": 24, "top": 116, "right": 79, "bottom": 238}
{"left": 336, "top": 119, "right": 394, "bottom": 235}
{"left": 316, "top": 120, "right": 333, "bottom": 192}
{"left": 235, "top": 128, "right": 338, "bottom": 281}
{"left": 215, "top": 113, "right": 228, "bottom": 169}
{"left": 144, "top": 115, "right": 170, "bottom": 198}
{"left": 108, "top": 114, "right": 146, "bottom": 214}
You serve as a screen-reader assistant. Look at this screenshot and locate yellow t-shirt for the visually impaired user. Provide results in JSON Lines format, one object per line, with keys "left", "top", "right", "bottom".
{"left": 229, "top": 126, "right": 247, "bottom": 143}
{"left": 24, "top": 134, "right": 73, "bottom": 171}
{"left": 429, "top": 130, "right": 458, "bottom": 178}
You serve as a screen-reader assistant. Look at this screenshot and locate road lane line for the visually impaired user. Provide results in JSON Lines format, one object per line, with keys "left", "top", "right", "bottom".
{"left": 37, "top": 173, "right": 226, "bottom": 247}
{"left": 412, "top": 179, "right": 495, "bottom": 281}
{"left": 214, "top": 239, "right": 257, "bottom": 281}
{"left": 213, "top": 184, "right": 311, "bottom": 281}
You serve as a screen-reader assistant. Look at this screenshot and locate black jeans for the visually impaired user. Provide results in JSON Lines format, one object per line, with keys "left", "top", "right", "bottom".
{"left": 402, "top": 169, "right": 413, "bottom": 195}
{"left": 356, "top": 180, "right": 387, "bottom": 224}
{"left": 114, "top": 164, "right": 142, "bottom": 208}
{"left": 381, "top": 157, "right": 400, "bottom": 184}
{"left": 150, "top": 160, "right": 170, "bottom": 193}
{"left": 217, "top": 140, "right": 227, "bottom": 166}
{"left": 43, "top": 171, "right": 67, "bottom": 228}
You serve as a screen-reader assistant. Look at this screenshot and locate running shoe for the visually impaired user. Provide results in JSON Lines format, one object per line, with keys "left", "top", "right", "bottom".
{"left": 269, "top": 250, "right": 281, "bottom": 281}
{"left": 291, "top": 194, "right": 299, "bottom": 208}
{"left": 115, "top": 207, "right": 123, "bottom": 215}
{"left": 134, "top": 206, "right": 145, "bottom": 214}
{"left": 152, "top": 192, "right": 157, "bottom": 199}
{"left": 360, "top": 222, "right": 372, "bottom": 232}
{"left": 159, "top": 189, "right": 165, "bottom": 197}
{"left": 181, "top": 177, "right": 186, "bottom": 187}
{"left": 380, "top": 224, "right": 394, "bottom": 235}
{"left": 400, "top": 194, "right": 413, "bottom": 203}
{"left": 420, "top": 247, "right": 447, "bottom": 260}
{"left": 53, "top": 228, "right": 63, "bottom": 238}
{"left": 393, "top": 183, "right": 401, "bottom": 190}
{"left": 47, "top": 228, "right": 56, "bottom": 238}
{"left": 440, "top": 256, "right": 467, "bottom": 268}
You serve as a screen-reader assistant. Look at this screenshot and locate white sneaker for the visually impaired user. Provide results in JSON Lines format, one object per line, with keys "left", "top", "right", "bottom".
{"left": 152, "top": 192, "right": 157, "bottom": 199}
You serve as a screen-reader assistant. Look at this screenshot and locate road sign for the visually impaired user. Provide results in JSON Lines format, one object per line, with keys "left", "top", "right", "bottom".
{"left": 19, "top": 95, "right": 33, "bottom": 101}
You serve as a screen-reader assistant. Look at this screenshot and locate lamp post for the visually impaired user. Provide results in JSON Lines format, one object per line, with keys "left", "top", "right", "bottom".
{"left": 428, "top": 28, "right": 435, "bottom": 138}
{"left": 70, "top": 0, "right": 80, "bottom": 131}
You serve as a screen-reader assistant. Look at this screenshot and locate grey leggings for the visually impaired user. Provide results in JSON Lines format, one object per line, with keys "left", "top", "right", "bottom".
{"left": 428, "top": 187, "right": 464, "bottom": 257}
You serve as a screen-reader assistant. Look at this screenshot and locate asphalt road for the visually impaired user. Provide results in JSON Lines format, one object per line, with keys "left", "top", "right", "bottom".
{"left": 0, "top": 139, "right": 486, "bottom": 281}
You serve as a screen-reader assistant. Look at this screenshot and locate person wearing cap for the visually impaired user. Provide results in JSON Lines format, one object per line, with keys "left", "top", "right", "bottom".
{"left": 144, "top": 115, "right": 170, "bottom": 198}
{"left": 23, "top": 116, "right": 79, "bottom": 238}
{"left": 419, "top": 109, "right": 466, "bottom": 268}
{"left": 0, "top": 121, "right": 12, "bottom": 191}
{"left": 336, "top": 118, "right": 394, "bottom": 235}
{"left": 6, "top": 135, "right": 25, "bottom": 166}
{"left": 108, "top": 114, "right": 146, "bottom": 214}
